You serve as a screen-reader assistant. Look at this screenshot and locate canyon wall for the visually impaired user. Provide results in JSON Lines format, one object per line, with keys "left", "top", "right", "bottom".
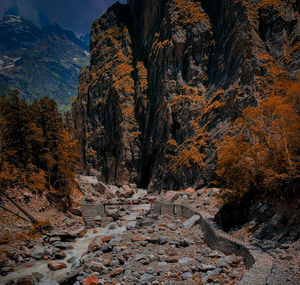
{"left": 73, "top": 0, "right": 300, "bottom": 191}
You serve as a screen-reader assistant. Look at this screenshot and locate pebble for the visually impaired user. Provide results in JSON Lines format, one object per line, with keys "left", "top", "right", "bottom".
{"left": 178, "top": 257, "right": 194, "bottom": 264}
{"left": 139, "top": 273, "right": 156, "bottom": 284}
{"left": 182, "top": 272, "right": 193, "bottom": 280}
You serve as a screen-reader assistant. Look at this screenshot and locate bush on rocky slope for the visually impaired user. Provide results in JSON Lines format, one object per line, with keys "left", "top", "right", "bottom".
{"left": 216, "top": 77, "right": 300, "bottom": 201}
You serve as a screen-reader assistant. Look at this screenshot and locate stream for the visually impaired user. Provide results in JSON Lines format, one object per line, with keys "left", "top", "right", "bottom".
{"left": 1, "top": 189, "right": 150, "bottom": 284}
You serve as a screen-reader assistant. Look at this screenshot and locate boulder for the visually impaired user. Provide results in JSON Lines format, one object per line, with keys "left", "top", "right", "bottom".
{"left": 126, "top": 221, "right": 137, "bottom": 230}
{"left": 88, "top": 236, "right": 103, "bottom": 252}
{"left": 55, "top": 250, "right": 66, "bottom": 259}
{"left": 89, "top": 261, "right": 106, "bottom": 273}
{"left": 181, "top": 215, "right": 200, "bottom": 229}
{"left": 95, "top": 182, "right": 114, "bottom": 198}
{"left": 48, "top": 261, "right": 67, "bottom": 271}
{"left": 139, "top": 273, "right": 156, "bottom": 284}
{"left": 77, "top": 227, "right": 87, "bottom": 238}
{"left": 82, "top": 275, "right": 98, "bottom": 285}
{"left": 121, "top": 185, "right": 134, "bottom": 198}
{"left": 68, "top": 207, "right": 82, "bottom": 216}
{"left": 31, "top": 246, "right": 44, "bottom": 260}
{"left": 48, "top": 230, "right": 77, "bottom": 240}
{"left": 49, "top": 237, "right": 60, "bottom": 244}
{"left": 163, "top": 191, "right": 180, "bottom": 202}
{"left": 53, "top": 242, "right": 73, "bottom": 250}
{"left": 58, "top": 267, "right": 83, "bottom": 285}
{"left": 15, "top": 275, "right": 36, "bottom": 285}
{"left": 110, "top": 267, "right": 123, "bottom": 277}
{"left": 178, "top": 257, "right": 194, "bottom": 264}
{"left": 181, "top": 272, "right": 193, "bottom": 280}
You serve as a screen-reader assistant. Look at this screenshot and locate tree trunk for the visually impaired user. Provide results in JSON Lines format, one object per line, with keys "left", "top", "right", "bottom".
{"left": 3, "top": 194, "right": 38, "bottom": 224}
{"left": 0, "top": 204, "right": 29, "bottom": 222}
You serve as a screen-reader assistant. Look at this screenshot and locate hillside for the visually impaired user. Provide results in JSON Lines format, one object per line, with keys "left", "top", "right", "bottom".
{"left": 0, "top": 15, "right": 90, "bottom": 108}
{"left": 72, "top": 0, "right": 300, "bottom": 191}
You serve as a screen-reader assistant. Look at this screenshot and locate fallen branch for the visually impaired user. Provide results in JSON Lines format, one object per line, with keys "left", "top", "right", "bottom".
{"left": 0, "top": 204, "right": 29, "bottom": 222}
{"left": 1, "top": 194, "right": 38, "bottom": 224}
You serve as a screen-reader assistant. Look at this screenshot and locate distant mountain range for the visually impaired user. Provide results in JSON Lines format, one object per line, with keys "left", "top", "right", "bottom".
{"left": 0, "top": 15, "right": 90, "bottom": 110}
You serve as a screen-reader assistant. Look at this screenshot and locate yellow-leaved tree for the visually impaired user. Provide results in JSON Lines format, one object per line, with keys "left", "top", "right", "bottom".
{"left": 216, "top": 79, "right": 300, "bottom": 200}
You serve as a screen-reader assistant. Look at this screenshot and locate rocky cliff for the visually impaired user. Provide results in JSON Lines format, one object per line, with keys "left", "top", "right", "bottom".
{"left": 73, "top": 0, "right": 300, "bottom": 191}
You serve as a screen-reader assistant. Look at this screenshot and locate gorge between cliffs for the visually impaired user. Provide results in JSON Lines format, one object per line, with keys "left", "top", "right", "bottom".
{"left": 0, "top": 0, "right": 299, "bottom": 284}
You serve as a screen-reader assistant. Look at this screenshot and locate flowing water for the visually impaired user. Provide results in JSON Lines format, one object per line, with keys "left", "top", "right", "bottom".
{"left": 1, "top": 189, "right": 150, "bottom": 284}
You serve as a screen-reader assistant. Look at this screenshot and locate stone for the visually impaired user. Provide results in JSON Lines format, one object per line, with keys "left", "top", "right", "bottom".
{"left": 167, "top": 257, "right": 178, "bottom": 263}
{"left": 55, "top": 250, "right": 66, "bottom": 259}
{"left": 139, "top": 273, "right": 156, "bottom": 284}
{"left": 77, "top": 228, "right": 87, "bottom": 238}
{"left": 110, "top": 267, "right": 123, "bottom": 277}
{"left": 82, "top": 275, "right": 98, "bottom": 285}
{"left": 108, "top": 209, "right": 121, "bottom": 220}
{"left": 22, "top": 247, "right": 31, "bottom": 257}
{"left": 120, "top": 185, "right": 134, "bottom": 198}
{"left": 68, "top": 207, "right": 82, "bottom": 216}
{"left": 58, "top": 267, "right": 83, "bottom": 285}
{"left": 112, "top": 246, "right": 121, "bottom": 254}
{"left": 102, "top": 236, "right": 113, "bottom": 243}
{"left": 182, "top": 272, "right": 193, "bottom": 280}
{"left": 48, "top": 261, "right": 67, "bottom": 271}
{"left": 181, "top": 215, "right": 200, "bottom": 229}
{"left": 90, "top": 261, "right": 106, "bottom": 273}
{"left": 203, "top": 268, "right": 222, "bottom": 282}
{"left": 209, "top": 251, "right": 223, "bottom": 258}
{"left": 48, "top": 230, "right": 77, "bottom": 240}
{"left": 180, "top": 238, "right": 193, "bottom": 247}
{"left": 163, "top": 191, "right": 180, "bottom": 202}
{"left": 179, "top": 257, "right": 194, "bottom": 264}
{"left": 94, "top": 215, "right": 102, "bottom": 222}
{"left": 31, "top": 246, "right": 44, "bottom": 260}
{"left": 110, "top": 259, "right": 120, "bottom": 266}
{"left": 167, "top": 223, "right": 177, "bottom": 231}
{"left": 88, "top": 236, "right": 103, "bottom": 252}
{"left": 32, "top": 272, "right": 44, "bottom": 281}
{"left": 214, "top": 257, "right": 229, "bottom": 268}
{"left": 53, "top": 242, "right": 74, "bottom": 250}
{"left": 200, "top": 264, "right": 216, "bottom": 272}
{"left": 146, "top": 267, "right": 154, "bottom": 274}
{"left": 126, "top": 221, "right": 137, "bottom": 230}
{"left": 49, "top": 237, "right": 61, "bottom": 244}
{"left": 101, "top": 243, "right": 112, "bottom": 253}
{"left": 67, "top": 256, "right": 77, "bottom": 264}
{"left": 14, "top": 275, "right": 36, "bottom": 285}
{"left": 135, "top": 253, "right": 148, "bottom": 261}
{"left": 95, "top": 182, "right": 114, "bottom": 198}
{"left": 158, "top": 236, "right": 168, "bottom": 245}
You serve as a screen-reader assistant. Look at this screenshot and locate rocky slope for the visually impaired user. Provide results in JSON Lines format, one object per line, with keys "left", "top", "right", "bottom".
{"left": 0, "top": 15, "right": 89, "bottom": 108}
{"left": 73, "top": 0, "right": 300, "bottom": 191}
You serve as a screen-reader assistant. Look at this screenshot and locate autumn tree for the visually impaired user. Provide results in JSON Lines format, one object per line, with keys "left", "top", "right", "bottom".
{"left": 0, "top": 95, "right": 80, "bottom": 196}
{"left": 216, "top": 79, "right": 300, "bottom": 201}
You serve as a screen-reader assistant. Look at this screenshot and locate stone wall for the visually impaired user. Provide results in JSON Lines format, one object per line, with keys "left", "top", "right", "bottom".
{"left": 154, "top": 200, "right": 273, "bottom": 284}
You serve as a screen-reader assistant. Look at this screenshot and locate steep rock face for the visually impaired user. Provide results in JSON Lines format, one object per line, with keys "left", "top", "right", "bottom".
{"left": 73, "top": 3, "right": 147, "bottom": 185}
{"left": 73, "top": 0, "right": 300, "bottom": 191}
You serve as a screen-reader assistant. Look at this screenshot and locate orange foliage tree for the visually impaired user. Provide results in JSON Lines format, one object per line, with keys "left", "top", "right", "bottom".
{"left": 216, "top": 79, "right": 300, "bottom": 200}
{"left": 0, "top": 95, "right": 80, "bottom": 196}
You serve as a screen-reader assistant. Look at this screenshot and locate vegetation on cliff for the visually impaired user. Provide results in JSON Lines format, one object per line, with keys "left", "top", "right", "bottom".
{"left": 73, "top": 0, "right": 299, "bottom": 198}
{"left": 217, "top": 77, "right": 300, "bottom": 201}
{"left": 0, "top": 93, "right": 80, "bottom": 197}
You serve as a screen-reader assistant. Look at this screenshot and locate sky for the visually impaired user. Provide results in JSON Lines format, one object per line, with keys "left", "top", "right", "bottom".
{"left": 0, "top": 0, "right": 126, "bottom": 34}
